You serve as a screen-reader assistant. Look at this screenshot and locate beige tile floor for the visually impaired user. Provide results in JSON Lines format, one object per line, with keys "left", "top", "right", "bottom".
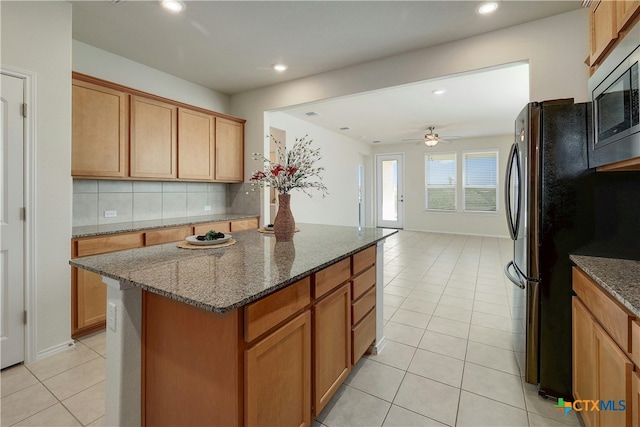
{"left": 1, "top": 230, "right": 583, "bottom": 426}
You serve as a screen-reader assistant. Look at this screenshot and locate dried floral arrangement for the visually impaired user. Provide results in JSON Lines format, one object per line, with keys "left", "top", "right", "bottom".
{"left": 250, "top": 135, "right": 328, "bottom": 197}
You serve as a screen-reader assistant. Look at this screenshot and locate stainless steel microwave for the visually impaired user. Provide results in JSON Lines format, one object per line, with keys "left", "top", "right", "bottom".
{"left": 589, "top": 22, "right": 640, "bottom": 168}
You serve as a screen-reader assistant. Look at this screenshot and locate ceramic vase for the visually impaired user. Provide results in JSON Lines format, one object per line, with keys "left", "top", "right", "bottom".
{"left": 274, "top": 193, "right": 295, "bottom": 241}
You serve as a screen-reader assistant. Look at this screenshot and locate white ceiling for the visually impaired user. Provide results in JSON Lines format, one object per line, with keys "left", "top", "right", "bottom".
{"left": 71, "top": 1, "right": 582, "bottom": 145}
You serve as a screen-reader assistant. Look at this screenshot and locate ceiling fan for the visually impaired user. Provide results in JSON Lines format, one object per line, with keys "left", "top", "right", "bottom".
{"left": 404, "top": 126, "right": 456, "bottom": 147}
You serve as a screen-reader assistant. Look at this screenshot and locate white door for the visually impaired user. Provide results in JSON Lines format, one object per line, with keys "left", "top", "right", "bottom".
{"left": 1, "top": 73, "right": 26, "bottom": 369}
{"left": 376, "top": 154, "right": 403, "bottom": 228}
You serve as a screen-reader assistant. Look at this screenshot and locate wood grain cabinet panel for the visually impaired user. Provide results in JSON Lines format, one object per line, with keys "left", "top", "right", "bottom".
{"left": 352, "top": 245, "right": 376, "bottom": 276}
{"left": 144, "top": 226, "right": 191, "bottom": 246}
{"left": 130, "top": 95, "right": 177, "bottom": 179}
{"left": 215, "top": 117, "right": 244, "bottom": 182}
{"left": 352, "top": 308, "right": 376, "bottom": 365}
{"left": 245, "top": 311, "right": 311, "bottom": 427}
{"left": 632, "top": 370, "right": 640, "bottom": 427}
{"left": 73, "top": 268, "right": 107, "bottom": 337}
{"left": 177, "top": 108, "right": 215, "bottom": 180}
{"left": 594, "top": 322, "right": 633, "bottom": 427}
{"left": 313, "top": 283, "right": 351, "bottom": 416}
{"left": 314, "top": 258, "right": 351, "bottom": 299}
{"left": 230, "top": 218, "right": 259, "bottom": 232}
{"left": 591, "top": 0, "right": 619, "bottom": 66}
{"left": 573, "top": 297, "right": 597, "bottom": 427}
{"left": 352, "top": 266, "right": 375, "bottom": 301}
{"left": 616, "top": 0, "right": 640, "bottom": 33}
{"left": 72, "top": 79, "right": 128, "bottom": 177}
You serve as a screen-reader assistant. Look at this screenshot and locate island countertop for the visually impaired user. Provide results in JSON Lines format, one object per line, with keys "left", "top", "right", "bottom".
{"left": 70, "top": 223, "right": 397, "bottom": 314}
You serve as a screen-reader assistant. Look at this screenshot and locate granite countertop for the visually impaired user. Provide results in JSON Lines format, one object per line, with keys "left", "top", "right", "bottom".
{"left": 72, "top": 213, "right": 258, "bottom": 238}
{"left": 570, "top": 254, "right": 640, "bottom": 317}
{"left": 70, "top": 223, "right": 397, "bottom": 314}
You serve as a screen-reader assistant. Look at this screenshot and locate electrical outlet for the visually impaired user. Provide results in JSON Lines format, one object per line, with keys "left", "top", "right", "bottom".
{"left": 107, "top": 302, "right": 117, "bottom": 332}
{"left": 203, "top": 205, "right": 212, "bottom": 211}
{"left": 104, "top": 210, "right": 117, "bottom": 218}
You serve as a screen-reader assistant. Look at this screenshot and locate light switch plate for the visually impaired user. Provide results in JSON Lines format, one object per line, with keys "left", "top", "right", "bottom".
{"left": 204, "top": 205, "right": 212, "bottom": 211}
{"left": 104, "top": 210, "right": 117, "bottom": 218}
{"left": 107, "top": 302, "right": 117, "bottom": 332}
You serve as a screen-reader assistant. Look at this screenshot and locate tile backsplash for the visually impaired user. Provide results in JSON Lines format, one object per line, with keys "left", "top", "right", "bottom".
{"left": 73, "top": 180, "right": 260, "bottom": 227}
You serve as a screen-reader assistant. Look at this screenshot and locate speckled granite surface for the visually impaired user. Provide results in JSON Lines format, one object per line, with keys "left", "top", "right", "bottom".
{"left": 570, "top": 254, "right": 640, "bottom": 317}
{"left": 70, "top": 224, "right": 397, "bottom": 313}
{"left": 72, "top": 213, "right": 258, "bottom": 238}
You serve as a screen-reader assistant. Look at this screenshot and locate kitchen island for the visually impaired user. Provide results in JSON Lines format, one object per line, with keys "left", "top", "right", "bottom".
{"left": 70, "top": 223, "right": 396, "bottom": 426}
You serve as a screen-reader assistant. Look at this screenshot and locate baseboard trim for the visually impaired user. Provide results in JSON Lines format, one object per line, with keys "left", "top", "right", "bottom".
{"left": 36, "top": 340, "right": 76, "bottom": 361}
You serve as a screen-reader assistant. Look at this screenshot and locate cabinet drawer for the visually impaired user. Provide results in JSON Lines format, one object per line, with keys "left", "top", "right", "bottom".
{"left": 74, "top": 233, "right": 144, "bottom": 257}
{"left": 632, "top": 320, "right": 640, "bottom": 366}
{"left": 244, "top": 277, "right": 311, "bottom": 342}
{"left": 352, "top": 266, "right": 375, "bottom": 301}
{"left": 314, "top": 258, "right": 351, "bottom": 299}
{"left": 193, "top": 221, "right": 231, "bottom": 235}
{"left": 145, "top": 226, "right": 191, "bottom": 246}
{"left": 573, "top": 267, "right": 633, "bottom": 352}
{"left": 352, "top": 286, "right": 375, "bottom": 326}
{"left": 352, "top": 246, "right": 376, "bottom": 276}
{"left": 352, "top": 307, "right": 376, "bottom": 365}
{"left": 230, "top": 218, "right": 258, "bottom": 232}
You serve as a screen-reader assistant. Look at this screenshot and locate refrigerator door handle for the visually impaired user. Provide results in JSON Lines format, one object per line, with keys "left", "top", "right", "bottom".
{"left": 505, "top": 143, "right": 521, "bottom": 241}
{"left": 505, "top": 260, "right": 526, "bottom": 289}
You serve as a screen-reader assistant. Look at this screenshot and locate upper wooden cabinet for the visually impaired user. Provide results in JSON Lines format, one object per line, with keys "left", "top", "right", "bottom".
{"left": 178, "top": 108, "right": 215, "bottom": 180}
{"left": 590, "top": 0, "right": 619, "bottom": 67}
{"left": 617, "top": 0, "right": 640, "bottom": 33}
{"left": 130, "top": 96, "right": 178, "bottom": 179}
{"left": 589, "top": 1, "right": 640, "bottom": 69}
{"left": 215, "top": 117, "right": 244, "bottom": 182}
{"left": 71, "top": 73, "right": 245, "bottom": 182}
{"left": 72, "top": 79, "right": 128, "bottom": 177}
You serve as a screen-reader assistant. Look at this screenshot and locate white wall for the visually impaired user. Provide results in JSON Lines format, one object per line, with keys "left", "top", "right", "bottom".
{"left": 373, "top": 135, "right": 513, "bottom": 237}
{"left": 231, "top": 9, "right": 589, "bottom": 191}
{"left": 266, "top": 112, "right": 373, "bottom": 227}
{"left": 73, "top": 40, "right": 229, "bottom": 113}
{"left": 1, "top": 1, "right": 73, "bottom": 357}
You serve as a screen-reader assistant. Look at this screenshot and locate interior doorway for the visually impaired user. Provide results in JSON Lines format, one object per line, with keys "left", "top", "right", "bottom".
{"left": 376, "top": 153, "right": 404, "bottom": 229}
{"left": 1, "top": 72, "right": 26, "bottom": 369}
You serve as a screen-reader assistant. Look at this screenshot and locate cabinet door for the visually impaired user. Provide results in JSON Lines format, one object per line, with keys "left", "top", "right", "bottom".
{"left": 130, "top": 95, "right": 177, "bottom": 179}
{"left": 215, "top": 118, "right": 244, "bottom": 182}
{"left": 573, "top": 297, "right": 597, "bottom": 427}
{"left": 177, "top": 108, "right": 215, "bottom": 180}
{"left": 73, "top": 267, "right": 106, "bottom": 336}
{"left": 616, "top": 0, "right": 640, "bottom": 33}
{"left": 72, "top": 79, "right": 128, "bottom": 177}
{"left": 314, "top": 283, "right": 351, "bottom": 416}
{"left": 594, "top": 322, "right": 633, "bottom": 427}
{"left": 590, "top": 0, "right": 618, "bottom": 66}
{"left": 245, "top": 311, "right": 311, "bottom": 427}
{"left": 633, "top": 371, "right": 640, "bottom": 427}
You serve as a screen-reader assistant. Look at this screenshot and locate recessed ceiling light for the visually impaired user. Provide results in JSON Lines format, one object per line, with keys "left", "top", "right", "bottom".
{"left": 161, "top": 0, "right": 185, "bottom": 12}
{"left": 272, "top": 63, "right": 288, "bottom": 72}
{"left": 432, "top": 89, "right": 447, "bottom": 95}
{"left": 477, "top": 1, "right": 499, "bottom": 15}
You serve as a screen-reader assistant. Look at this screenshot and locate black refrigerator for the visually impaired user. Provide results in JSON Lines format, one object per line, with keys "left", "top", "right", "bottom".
{"left": 504, "top": 99, "right": 595, "bottom": 400}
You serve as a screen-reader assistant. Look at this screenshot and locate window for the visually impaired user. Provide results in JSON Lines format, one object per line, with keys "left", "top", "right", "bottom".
{"left": 463, "top": 151, "right": 498, "bottom": 212}
{"left": 425, "top": 152, "right": 457, "bottom": 211}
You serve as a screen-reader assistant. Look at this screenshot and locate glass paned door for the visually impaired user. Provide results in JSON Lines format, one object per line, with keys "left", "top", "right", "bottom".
{"left": 376, "top": 154, "right": 403, "bottom": 228}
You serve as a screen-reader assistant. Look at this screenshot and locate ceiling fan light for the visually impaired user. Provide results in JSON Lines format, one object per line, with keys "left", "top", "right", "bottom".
{"left": 424, "top": 139, "right": 439, "bottom": 147}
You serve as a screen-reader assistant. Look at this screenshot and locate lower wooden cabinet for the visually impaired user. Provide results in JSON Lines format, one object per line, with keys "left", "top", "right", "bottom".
{"left": 72, "top": 268, "right": 107, "bottom": 337}
{"left": 313, "top": 283, "right": 351, "bottom": 416}
{"left": 632, "top": 371, "right": 640, "bottom": 427}
{"left": 593, "top": 322, "right": 633, "bottom": 427}
{"left": 572, "top": 266, "right": 635, "bottom": 427}
{"left": 245, "top": 311, "right": 311, "bottom": 427}
{"left": 573, "top": 297, "right": 597, "bottom": 427}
